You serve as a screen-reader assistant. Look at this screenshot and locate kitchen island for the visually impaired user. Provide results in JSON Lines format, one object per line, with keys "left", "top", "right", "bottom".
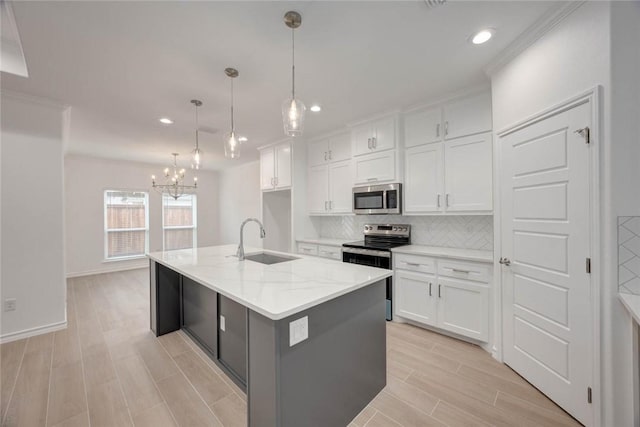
{"left": 147, "top": 244, "right": 391, "bottom": 427}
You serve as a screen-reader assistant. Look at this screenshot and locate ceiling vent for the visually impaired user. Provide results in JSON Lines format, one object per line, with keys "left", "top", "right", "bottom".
{"left": 424, "top": 0, "right": 447, "bottom": 8}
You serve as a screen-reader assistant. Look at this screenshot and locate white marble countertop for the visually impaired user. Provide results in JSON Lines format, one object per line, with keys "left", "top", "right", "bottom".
{"left": 296, "top": 237, "right": 353, "bottom": 247}
{"left": 391, "top": 245, "right": 493, "bottom": 263}
{"left": 619, "top": 292, "right": 640, "bottom": 324}
{"left": 147, "top": 245, "right": 391, "bottom": 321}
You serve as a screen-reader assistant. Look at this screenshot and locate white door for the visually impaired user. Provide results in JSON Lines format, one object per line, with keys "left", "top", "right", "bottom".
{"left": 307, "top": 139, "right": 329, "bottom": 167}
{"left": 395, "top": 271, "right": 437, "bottom": 326}
{"left": 307, "top": 165, "right": 329, "bottom": 214}
{"left": 372, "top": 117, "right": 396, "bottom": 152}
{"left": 501, "top": 100, "right": 592, "bottom": 426}
{"left": 404, "top": 107, "right": 442, "bottom": 148}
{"left": 404, "top": 143, "right": 444, "bottom": 213}
{"left": 274, "top": 143, "right": 291, "bottom": 189}
{"left": 328, "top": 160, "right": 352, "bottom": 213}
{"left": 328, "top": 133, "right": 351, "bottom": 163}
{"left": 444, "top": 132, "right": 493, "bottom": 212}
{"left": 352, "top": 124, "right": 373, "bottom": 156}
{"left": 260, "top": 148, "right": 275, "bottom": 190}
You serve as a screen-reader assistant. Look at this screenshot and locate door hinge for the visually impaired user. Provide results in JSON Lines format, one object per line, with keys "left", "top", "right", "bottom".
{"left": 587, "top": 387, "right": 592, "bottom": 404}
{"left": 575, "top": 127, "right": 590, "bottom": 144}
{"left": 586, "top": 258, "right": 591, "bottom": 274}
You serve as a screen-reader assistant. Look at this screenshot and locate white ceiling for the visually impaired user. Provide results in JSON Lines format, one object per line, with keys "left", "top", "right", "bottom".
{"left": 1, "top": 1, "right": 559, "bottom": 170}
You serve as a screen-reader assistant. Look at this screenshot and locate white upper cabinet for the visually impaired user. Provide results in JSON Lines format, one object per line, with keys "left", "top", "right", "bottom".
{"left": 354, "top": 151, "right": 397, "bottom": 185}
{"left": 307, "top": 160, "right": 352, "bottom": 215}
{"left": 404, "top": 143, "right": 444, "bottom": 213}
{"left": 308, "top": 132, "right": 351, "bottom": 167}
{"left": 404, "top": 107, "right": 442, "bottom": 148}
{"left": 444, "top": 133, "right": 493, "bottom": 212}
{"left": 442, "top": 91, "right": 492, "bottom": 141}
{"left": 352, "top": 116, "right": 397, "bottom": 156}
{"left": 260, "top": 142, "right": 291, "bottom": 191}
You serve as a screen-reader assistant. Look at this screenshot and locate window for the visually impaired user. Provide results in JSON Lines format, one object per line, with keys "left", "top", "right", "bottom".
{"left": 163, "top": 194, "right": 197, "bottom": 250}
{"left": 104, "top": 190, "right": 149, "bottom": 260}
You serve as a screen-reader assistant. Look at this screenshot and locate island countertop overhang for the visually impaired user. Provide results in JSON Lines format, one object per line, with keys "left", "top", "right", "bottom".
{"left": 147, "top": 244, "right": 392, "bottom": 320}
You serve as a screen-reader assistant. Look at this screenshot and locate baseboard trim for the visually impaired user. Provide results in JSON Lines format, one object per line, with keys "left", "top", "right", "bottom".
{"left": 0, "top": 320, "right": 67, "bottom": 344}
{"left": 66, "top": 262, "right": 147, "bottom": 278}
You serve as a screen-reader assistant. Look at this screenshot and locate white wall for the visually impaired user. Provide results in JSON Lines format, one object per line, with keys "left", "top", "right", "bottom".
{"left": 1, "top": 93, "right": 67, "bottom": 341}
{"left": 491, "top": 3, "right": 636, "bottom": 425}
{"left": 217, "top": 160, "right": 262, "bottom": 249}
{"left": 64, "top": 155, "right": 219, "bottom": 276}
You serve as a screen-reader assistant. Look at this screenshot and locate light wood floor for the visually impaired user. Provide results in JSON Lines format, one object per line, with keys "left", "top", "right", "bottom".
{"left": 0, "top": 268, "right": 582, "bottom": 427}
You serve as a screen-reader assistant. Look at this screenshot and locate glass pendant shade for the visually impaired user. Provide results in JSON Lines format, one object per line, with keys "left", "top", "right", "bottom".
{"left": 191, "top": 147, "right": 202, "bottom": 170}
{"left": 282, "top": 98, "right": 306, "bottom": 137}
{"left": 225, "top": 131, "right": 240, "bottom": 159}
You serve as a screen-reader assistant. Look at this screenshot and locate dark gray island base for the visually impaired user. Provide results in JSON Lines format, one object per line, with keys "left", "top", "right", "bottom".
{"left": 149, "top": 260, "right": 387, "bottom": 427}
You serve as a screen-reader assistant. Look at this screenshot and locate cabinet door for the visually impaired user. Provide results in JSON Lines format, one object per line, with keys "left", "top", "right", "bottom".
{"left": 328, "top": 160, "right": 352, "bottom": 213}
{"left": 444, "top": 133, "right": 493, "bottom": 212}
{"left": 353, "top": 151, "right": 396, "bottom": 185}
{"left": 352, "top": 123, "right": 373, "bottom": 156}
{"left": 328, "top": 132, "right": 351, "bottom": 163}
{"left": 443, "top": 92, "right": 492, "bottom": 140}
{"left": 307, "top": 165, "right": 329, "bottom": 214}
{"left": 308, "top": 139, "right": 329, "bottom": 167}
{"left": 404, "top": 143, "right": 444, "bottom": 213}
{"left": 437, "top": 277, "right": 489, "bottom": 342}
{"left": 260, "top": 148, "right": 275, "bottom": 190}
{"left": 275, "top": 143, "right": 292, "bottom": 189}
{"left": 218, "top": 295, "right": 248, "bottom": 385}
{"left": 372, "top": 117, "right": 396, "bottom": 152}
{"left": 395, "top": 271, "right": 437, "bottom": 326}
{"left": 182, "top": 276, "right": 217, "bottom": 356}
{"left": 404, "top": 108, "right": 442, "bottom": 148}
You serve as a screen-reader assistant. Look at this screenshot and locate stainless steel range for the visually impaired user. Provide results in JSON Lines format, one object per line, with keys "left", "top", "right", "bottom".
{"left": 342, "top": 224, "right": 411, "bottom": 320}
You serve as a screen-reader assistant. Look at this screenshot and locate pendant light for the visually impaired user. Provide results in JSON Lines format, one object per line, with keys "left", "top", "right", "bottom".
{"left": 224, "top": 67, "right": 241, "bottom": 159}
{"left": 282, "top": 11, "right": 306, "bottom": 137}
{"left": 190, "top": 99, "right": 203, "bottom": 169}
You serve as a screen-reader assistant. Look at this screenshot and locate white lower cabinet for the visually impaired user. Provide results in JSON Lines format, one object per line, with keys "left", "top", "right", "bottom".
{"left": 395, "top": 271, "right": 437, "bottom": 325}
{"left": 394, "top": 253, "right": 490, "bottom": 342}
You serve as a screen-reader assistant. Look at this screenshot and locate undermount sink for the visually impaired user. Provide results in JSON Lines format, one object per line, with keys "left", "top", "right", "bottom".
{"left": 243, "top": 252, "right": 299, "bottom": 265}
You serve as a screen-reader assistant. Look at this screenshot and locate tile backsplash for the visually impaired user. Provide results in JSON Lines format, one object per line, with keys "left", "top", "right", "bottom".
{"left": 619, "top": 216, "right": 640, "bottom": 295}
{"left": 312, "top": 215, "right": 493, "bottom": 251}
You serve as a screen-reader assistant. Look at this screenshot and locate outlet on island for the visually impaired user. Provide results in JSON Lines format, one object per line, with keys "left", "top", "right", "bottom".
{"left": 4, "top": 298, "right": 16, "bottom": 312}
{"left": 289, "top": 316, "right": 309, "bottom": 347}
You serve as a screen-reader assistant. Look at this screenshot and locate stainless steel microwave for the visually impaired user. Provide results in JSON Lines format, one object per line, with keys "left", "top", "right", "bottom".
{"left": 352, "top": 183, "right": 402, "bottom": 215}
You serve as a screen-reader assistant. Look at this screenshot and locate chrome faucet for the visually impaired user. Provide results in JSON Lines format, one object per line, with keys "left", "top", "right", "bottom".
{"left": 237, "top": 218, "right": 266, "bottom": 260}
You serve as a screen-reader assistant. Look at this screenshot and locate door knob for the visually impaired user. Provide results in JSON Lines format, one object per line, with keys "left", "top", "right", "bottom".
{"left": 499, "top": 257, "right": 511, "bottom": 266}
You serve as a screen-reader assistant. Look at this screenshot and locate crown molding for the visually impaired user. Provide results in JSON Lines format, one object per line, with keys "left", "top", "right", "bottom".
{"left": 0, "top": 89, "right": 69, "bottom": 110}
{"left": 484, "top": 1, "right": 586, "bottom": 77}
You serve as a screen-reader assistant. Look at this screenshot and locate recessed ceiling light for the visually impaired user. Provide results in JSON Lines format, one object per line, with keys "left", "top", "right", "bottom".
{"left": 310, "top": 105, "right": 322, "bottom": 112}
{"left": 238, "top": 136, "right": 248, "bottom": 142}
{"left": 471, "top": 29, "right": 493, "bottom": 45}
{"left": 159, "top": 117, "right": 173, "bottom": 124}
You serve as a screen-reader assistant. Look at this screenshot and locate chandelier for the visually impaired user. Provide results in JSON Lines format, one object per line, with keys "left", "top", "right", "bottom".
{"left": 282, "top": 11, "right": 306, "bottom": 137}
{"left": 151, "top": 153, "right": 197, "bottom": 200}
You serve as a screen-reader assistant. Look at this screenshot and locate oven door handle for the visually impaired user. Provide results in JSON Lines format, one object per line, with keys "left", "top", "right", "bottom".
{"left": 342, "top": 248, "right": 391, "bottom": 258}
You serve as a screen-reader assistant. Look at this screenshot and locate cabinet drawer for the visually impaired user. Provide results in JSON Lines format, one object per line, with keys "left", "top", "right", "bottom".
{"left": 318, "top": 245, "right": 341, "bottom": 260}
{"left": 437, "top": 259, "right": 490, "bottom": 283}
{"left": 298, "top": 243, "right": 318, "bottom": 256}
{"left": 394, "top": 253, "right": 436, "bottom": 274}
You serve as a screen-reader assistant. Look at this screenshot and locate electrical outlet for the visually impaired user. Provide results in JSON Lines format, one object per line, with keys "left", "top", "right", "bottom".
{"left": 289, "top": 316, "right": 309, "bottom": 347}
{"left": 219, "top": 315, "right": 226, "bottom": 332}
{"left": 4, "top": 299, "right": 16, "bottom": 312}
